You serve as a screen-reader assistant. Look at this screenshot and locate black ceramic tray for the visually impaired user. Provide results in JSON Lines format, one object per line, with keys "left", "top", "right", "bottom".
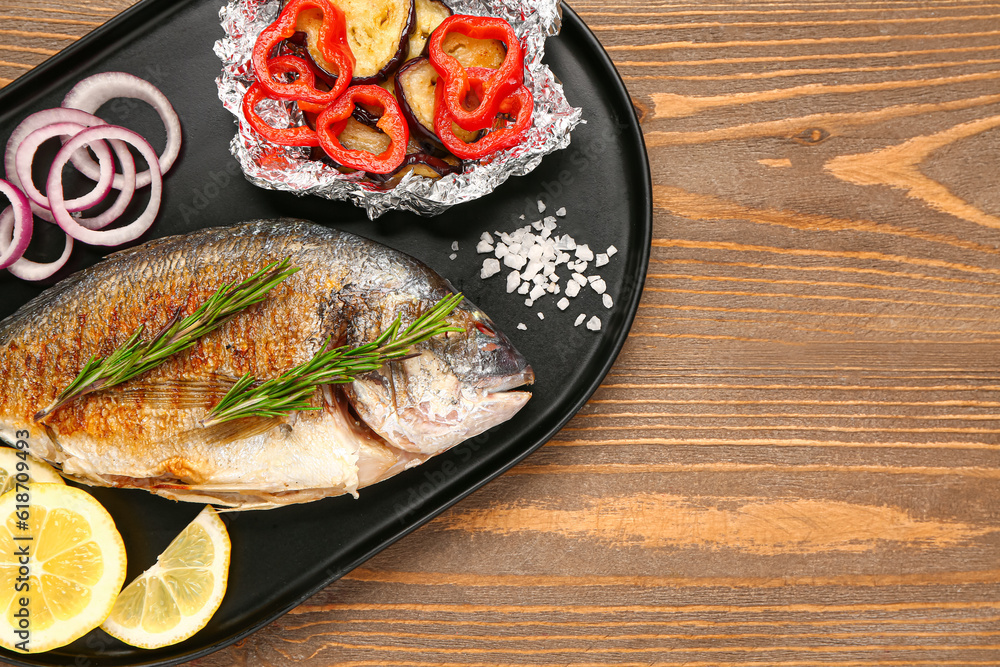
{"left": 0, "top": 1, "right": 651, "bottom": 664}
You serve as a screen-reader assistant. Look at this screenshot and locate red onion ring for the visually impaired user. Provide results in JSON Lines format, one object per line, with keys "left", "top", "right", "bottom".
{"left": 71, "top": 137, "right": 137, "bottom": 232}
{"left": 47, "top": 125, "right": 160, "bottom": 246}
{"left": 62, "top": 72, "right": 182, "bottom": 189}
{"left": 0, "top": 207, "right": 73, "bottom": 281}
{"left": 0, "top": 181, "right": 32, "bottom": 270}
{"left": 4, "top": 107, "right": 111, "bottom": 223}
{"left": 15, "top": 121, "right": 114, "bottom": 213}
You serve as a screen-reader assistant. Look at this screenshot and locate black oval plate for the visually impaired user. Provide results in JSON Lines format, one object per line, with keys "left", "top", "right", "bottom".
{"left": 0, "top": 1, "right": 651, "bottom": 664}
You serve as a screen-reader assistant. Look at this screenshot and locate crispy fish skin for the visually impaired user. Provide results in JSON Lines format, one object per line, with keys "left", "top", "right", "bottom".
{"left": 0, "top": 220, "right": 533, "bottom": 509}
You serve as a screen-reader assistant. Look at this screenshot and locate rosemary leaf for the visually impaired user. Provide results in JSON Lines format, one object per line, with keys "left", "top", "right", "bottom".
{"left": 35, "top": 258, "right": 299, "bottom": 421}
{"left": 201, "top": 293, "right": 465, "bottom": 426}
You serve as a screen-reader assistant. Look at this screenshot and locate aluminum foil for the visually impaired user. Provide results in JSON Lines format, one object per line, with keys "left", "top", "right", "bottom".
{"left": 215, "top": 0, "right": 583, "bottom": 219}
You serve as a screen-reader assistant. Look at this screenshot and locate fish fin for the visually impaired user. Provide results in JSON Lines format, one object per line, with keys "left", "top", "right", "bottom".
{"left": 116, "top": 374, "right": 240, "bottom": 408}
{"left": 175, "top": 415, "right": 284, "bottom": 448}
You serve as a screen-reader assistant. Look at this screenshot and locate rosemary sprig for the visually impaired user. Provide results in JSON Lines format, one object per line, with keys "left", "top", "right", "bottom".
{"left": 201, "top": 293, "right": 465, "bottom": 426}
{"left": 36, "top": 258, "right": 299, "bottom": 421}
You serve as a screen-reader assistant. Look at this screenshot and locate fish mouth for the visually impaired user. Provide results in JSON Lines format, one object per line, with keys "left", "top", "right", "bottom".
{"left": 478, "top": 366, "right": 535, "bottom": 394}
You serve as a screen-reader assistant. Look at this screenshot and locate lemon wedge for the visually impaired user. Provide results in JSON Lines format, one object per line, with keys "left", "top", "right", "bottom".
{"left": 0, "top": 447, "right": 63, "bottom": 495}
{"left": 0, "top": 483, "right": 127, "bottom": 653}
{"left": 101, "top": 505, "right": 230, "bottom": 649}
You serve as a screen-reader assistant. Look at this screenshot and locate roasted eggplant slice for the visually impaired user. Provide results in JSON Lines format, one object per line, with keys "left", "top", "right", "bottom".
{"left": 438, "top": 30, "right": 507, "bottom": 69}
{"left": 395, "top": 57, "right": 480, "bottom": 148}
{"left": 407, "top": 0, "right": 452, "bottom": 60}
{"left": 336, "top": 117, "right": 395, "bottom": 155}
{"left": 368, "top": 152, "right": 462, "bottom": 187}
{"left": 296, "top": 0, "right": 416, "bottom": 85}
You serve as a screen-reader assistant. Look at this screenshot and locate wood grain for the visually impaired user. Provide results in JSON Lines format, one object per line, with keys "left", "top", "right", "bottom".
{"left": 3, "top": 0, "right": 1000, "bottom": 665}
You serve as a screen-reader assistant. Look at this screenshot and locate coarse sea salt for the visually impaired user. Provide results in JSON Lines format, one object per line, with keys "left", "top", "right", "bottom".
{"left": 481, "top": 258, "right": 501, "bottom": 278}
{"left": 517, "top": 323, "right": 527, "bottom": 330}
{"left": 453, "top": 205, "right": 622, "bottom": 331}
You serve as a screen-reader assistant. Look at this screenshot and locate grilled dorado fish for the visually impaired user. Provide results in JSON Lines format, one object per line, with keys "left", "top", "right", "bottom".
{"left": 0, "top": 220, "right": 533, "bottom": 509}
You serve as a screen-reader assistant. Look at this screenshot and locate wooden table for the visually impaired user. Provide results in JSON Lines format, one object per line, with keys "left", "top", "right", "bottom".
{"left": 4, "top": 0, "right": 1000, "bottom": 664}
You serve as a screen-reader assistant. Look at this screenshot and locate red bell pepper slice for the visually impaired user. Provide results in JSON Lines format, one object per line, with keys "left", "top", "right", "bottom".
{"left": 434, "top": 69, "right": 533, "bottom": 160}
{"left": 242, "top": 79, "right": 320, "bottom": 147}
{"left": 316, "top": 85, "right": 409, "bottom": 174}
{"left": 251, "top": 0, "right": 354, "bottom": 106}
{"left": 428, "top": 15, "right": 524, "bottom": 132}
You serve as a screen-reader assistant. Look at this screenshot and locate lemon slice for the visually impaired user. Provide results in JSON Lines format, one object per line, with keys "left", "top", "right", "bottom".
{"left": 0, "top": 483, "right": 127, "bottom": 653}
{"left": 101, "top": 506, "right": 230, "bottom": 649}
{"left": 0, "top": 447, "right": 63, "bottom": 495}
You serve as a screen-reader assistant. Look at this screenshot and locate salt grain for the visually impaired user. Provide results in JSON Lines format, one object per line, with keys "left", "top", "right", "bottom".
{"left": 595, "top": 253, "right": 609, "bottom": 267}
{"left": 503, "top": 253, "right": 526, "bottom": 270}
{"left": 572, "top": 273, "right": 587, "bottom": 286}
{"left": 476, "top": 240, "right": 493, "bottom": 253}
{"left": 449, "top": 253, "right": 457, "bottom": 260}
{"left": 529, "top": 284, "right": 546, "bottom": 300}
{"left": 557, "top": 297, "right": 569, "bottom": 310}
{"left": 537, "top": 200, "right": 546, "bottom": 213}
{"left": 481, "top": 258, "right": 501, "bottom": 279}
{"left": 517, "top": 323, "right": 527, "bottom": 330}
{"left": 586, "top": 316, "right": 601, "bottom": 331}
{"left": 522, "top": 260, "right": 542, "bottom": 281}
{"left": 451, "top": 241, "right": 459, "bottom": 251}
{"left": 603, "top": 294, "right": 614, "bottom": 309}
{"left": 574, "top": 314, "right": 586, "bottom": 326}
{"left": 591, "top": 278, "right": 607, "bottom": 294}
{"left": 506, "top": 271, "right": 521, "bottom": 293}
{"left": 575, "top": 244, "right": 594, "bottom": 261}
{"left": 518, "top": 282, "right": 530, "bottom": 294}
{"left": 556, "top": 207, "right": 566, "bottom": 217}
{"left": 565, "top": 281, "right": 580, "bottom": 297}
{"left": 606, "top": 245, "right": 618, "bottom": 257}
{"left": 480, "top": 232, "right": 493, "bottom": 244}
{"left": 537, "top": 312, "right": 544, "bottom": 320}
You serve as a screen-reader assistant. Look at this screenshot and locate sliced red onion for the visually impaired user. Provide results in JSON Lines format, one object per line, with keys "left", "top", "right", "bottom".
{"left": 72, "top": 137, "right": 136, "bottom": 232}
{"left": 62, "top": 72, "right": 181, "bottom": 189}
{"left": 15, "top": 121, "right": 114, "bottom": 213}
{"left": 0, "top": 207, "right": 73, "bottom": 281}
{"left": 0, "top": 182, "right": 32, "bottom": 270}
{"left": 4, "top": 107, "right": 110, "bottom": 223}
{"left": 47, "top": 125, "right": 159, "bottom": 246}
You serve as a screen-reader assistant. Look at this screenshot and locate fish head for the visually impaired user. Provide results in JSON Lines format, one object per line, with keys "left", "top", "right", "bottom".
{"left": 344, "top": 295, "right": 534, "bottom": 456}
